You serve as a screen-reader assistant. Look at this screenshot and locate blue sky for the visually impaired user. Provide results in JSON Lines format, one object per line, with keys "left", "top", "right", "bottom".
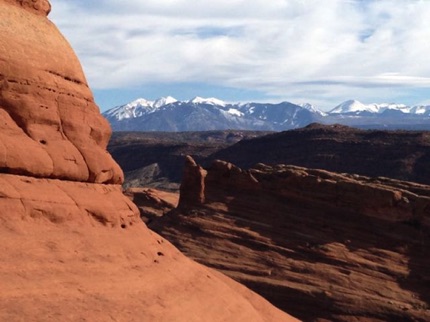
{"left": 49, "top": 0, "right": 430, "bottom": 112}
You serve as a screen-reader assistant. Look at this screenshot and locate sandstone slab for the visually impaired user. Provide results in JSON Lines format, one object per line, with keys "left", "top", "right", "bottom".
{"left": 0, "top": 173, "right": 293, "bottom": 321}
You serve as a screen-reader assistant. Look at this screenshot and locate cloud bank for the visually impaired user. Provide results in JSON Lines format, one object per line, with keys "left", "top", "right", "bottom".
{"left": 50, "top": 0, "right": 430, "bottom": 110}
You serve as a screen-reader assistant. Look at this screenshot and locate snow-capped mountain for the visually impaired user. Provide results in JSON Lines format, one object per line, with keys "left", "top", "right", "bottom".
{"left": 103, "top": 97, "right": 321, "bottom": 131}
{"left": 330, "top": 100, "right": 379, "bottom": 114}
{"left": 300, "top": 103, "right": 327, "bottom": 116}
{"left": 330, "top": 99, "right": 412, "bottom": 115}
{"left": 323, "top": 99, "right": 430, "bottom": 129}
{"left": 103, "top": 97, "right": 430, "bottom": 132}
{"left": 189, "top": 96, "right": 226, "bottom": 107}
{"left": 407, "top": 105, "right": 430, "bottom": 115}
{"left": 103, "top": 97, "right": 172, "bottom": 121}
{"left": 153, "top": 96, "right": 177, "bottom": 108}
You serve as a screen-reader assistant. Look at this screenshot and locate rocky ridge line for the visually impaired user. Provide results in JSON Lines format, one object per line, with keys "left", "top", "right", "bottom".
{"left": 149, "top": 157, "right": 430, "bottom": 321}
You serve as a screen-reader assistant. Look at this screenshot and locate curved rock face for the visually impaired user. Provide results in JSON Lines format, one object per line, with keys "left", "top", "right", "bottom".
{"left": 0, "top": 1, "right": 296, "bottom": 321}
{"left": 3, "top": 0, "right": 51, "bottom": 15}
{"left": 0, "top": 174, "right": 293, "bottom": 322}
{"left": 0, "top": 0, "right": 122, "bottom": 184}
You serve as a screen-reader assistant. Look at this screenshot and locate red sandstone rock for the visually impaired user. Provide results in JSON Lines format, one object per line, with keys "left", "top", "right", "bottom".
{"left": 125, "top": 187, "right": 179, "bottom": 222}
{"left": 0, "top": 173, "right": 294, "bottom": 321}
{"left": 0, "top": 1, "right": 296, "bottom": 321}
{"left": 149, "top": 160, "right": 430, "bottom": 321}
{"left": 206, "top": 159, "right": 260, "bottom": 191}
{"left": 3, "top": 0, "right": 51, "bottom": 15}
{"left": 178, "top": 155, "right": 207, "bottom": 208}
{"left": 0, "top": 0, "right": 122, "bottom": 184}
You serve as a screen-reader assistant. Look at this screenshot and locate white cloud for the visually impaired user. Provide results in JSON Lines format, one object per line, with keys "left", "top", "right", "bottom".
{"left": 49, "top": 0, "right": 430, "bottom": 110}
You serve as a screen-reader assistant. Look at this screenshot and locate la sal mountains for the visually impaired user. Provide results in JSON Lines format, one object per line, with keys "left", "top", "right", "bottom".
{"left": 103, "top": 97, "right": 430, "bottom": 131}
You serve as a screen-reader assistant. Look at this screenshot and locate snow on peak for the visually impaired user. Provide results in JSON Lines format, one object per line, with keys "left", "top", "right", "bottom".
{"left": 104, "top": 96, "right": 430, "bottom": 124}
{"left": 118, "top": 96, "right": 178, "bottom": 110}
{"left": 190, "top": 96, "right": 226, "bottom": 107}
{"left": 329, "top": 100, "right": 379, "bottom": 114}
{"left": 127, "top": 98, "right": 154, "bottom": 108}
{"left": 227, "top": 108, "right": 244, "bottom": 117}
{"left": 329, "top": 100, "right": 413, "bottom": 114}
{"left": 153, "top": 96, "right": 178, "bottom": 108}
{"left": 376, "top": 103, "right": 409, "bottom": 113}
{"left": 300, "top": 103, "right": 326, "bottom": 116}
{"left": 409, "top": 105, "right": 430, "bottom": 114}
{"left": 105, "top": 98, "right": 159, "bottom": 121}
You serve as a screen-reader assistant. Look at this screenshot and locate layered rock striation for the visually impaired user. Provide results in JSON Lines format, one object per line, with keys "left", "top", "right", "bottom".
{"left": 0, "top": 0, "right": 122, "bottom": 184}
{"left": 210, "top": 123, "right": 430, "bottom": 185}
{"left": 150, "top": 157, "right": 430, "bottom": 321}
{"left": 0, "top": 2, "right": 295, "bottom": 321}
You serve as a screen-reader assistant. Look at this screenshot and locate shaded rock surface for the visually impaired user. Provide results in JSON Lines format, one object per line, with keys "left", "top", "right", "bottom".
{"left": 107, "top": 130, "right": 271, "bottom": 190}
{"left": 125, "top": 187, "right": 179, "bottom": 223}
{"left": 210, "top": 123, "right": 430, "bottom": 185}
{"left": 178, "top": 155, "right": 207, "bottom": 208}
{"left": 149, "top": 158, "right": 430, "bottom": 321}
{"left": 108, "top": 125, "right": 430, "bottom": 192}
{"left": 0, "top": 2, "right": 296, "bottom": 321}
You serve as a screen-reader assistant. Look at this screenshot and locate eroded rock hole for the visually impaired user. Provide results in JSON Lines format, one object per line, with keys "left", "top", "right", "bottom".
{"left": 121, "top": 224, "right": 127, "bottom": 229}
{"left": 39, "top": 139, "right": 47, "bottom": 145}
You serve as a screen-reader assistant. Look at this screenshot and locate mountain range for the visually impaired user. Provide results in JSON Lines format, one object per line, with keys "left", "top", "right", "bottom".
{"left": 103, "top": 97, "right": 430, "bottom": 131}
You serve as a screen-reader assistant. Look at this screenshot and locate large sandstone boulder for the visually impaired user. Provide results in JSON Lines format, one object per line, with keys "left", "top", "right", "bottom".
{"left": 0, "top": 1, "right": 296, "bottom": 321}
{"left": 0, "top": 0, "right": 122, "bottom": 184}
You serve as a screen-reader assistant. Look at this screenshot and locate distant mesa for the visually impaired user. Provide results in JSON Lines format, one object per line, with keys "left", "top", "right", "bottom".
{"left": 210, "top": 123, "right": 430, "bottom": 185}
